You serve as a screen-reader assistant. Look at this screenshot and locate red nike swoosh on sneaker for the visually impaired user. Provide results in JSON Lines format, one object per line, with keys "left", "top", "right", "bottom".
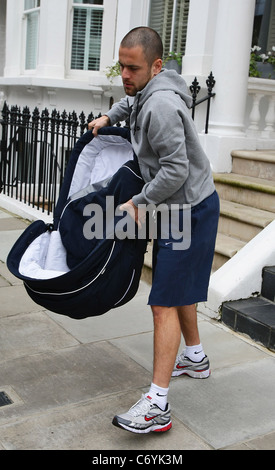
{"left": 176, "top": 364, "right": 188, "bottom": 369}
{"left": 144, "top": 415, "right": 158, "bottom": 422}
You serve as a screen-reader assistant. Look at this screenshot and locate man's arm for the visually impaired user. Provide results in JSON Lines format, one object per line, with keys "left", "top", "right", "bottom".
{"left": 88, "top": 96, "right": 132, "bottom": 136}
{"left": 132, "top": 98, "right": 189, "bottom": 207}
{"left": 88, "top": 115, "right": 110, "bottom": 136}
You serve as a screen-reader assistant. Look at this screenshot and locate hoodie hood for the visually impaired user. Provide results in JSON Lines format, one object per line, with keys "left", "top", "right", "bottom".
{"left": 134, "top": 68, "right": 192, "bottom": 110}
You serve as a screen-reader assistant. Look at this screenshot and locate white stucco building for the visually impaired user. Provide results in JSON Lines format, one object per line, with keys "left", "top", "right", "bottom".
{"left": 0, "top": 0, "right": 275, "bottom": 173}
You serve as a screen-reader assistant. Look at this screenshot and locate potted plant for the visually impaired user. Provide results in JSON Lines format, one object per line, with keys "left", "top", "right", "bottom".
{"left": 249, "top": 45, "right": 275, "bottom": 79}
{"left": 105, "top": 62, "right": 121, "bottom": 84}
{"left": 266, "top": 46, "right": 275, "bottom": 78}
{"left": 163, "top": 52, "right": 182, "bottom": 74}
{"left": 249, "top": 45, "right": 262, "bottom": 77}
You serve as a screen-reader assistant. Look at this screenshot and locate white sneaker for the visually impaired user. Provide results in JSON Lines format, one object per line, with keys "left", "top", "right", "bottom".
{"left": 112, "top": 394, "right": 172, "bottom": 434}
{"left": 172, "top": 354, "right": 211, "bottom": 378}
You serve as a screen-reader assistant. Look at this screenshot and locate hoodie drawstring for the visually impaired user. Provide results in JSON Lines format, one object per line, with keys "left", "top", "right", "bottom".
{"left": 133, "top": 94, "right": 141, "bottom": 135}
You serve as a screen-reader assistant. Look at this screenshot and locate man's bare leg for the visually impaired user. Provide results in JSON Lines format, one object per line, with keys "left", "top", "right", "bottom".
{"left": 177, "top": 304, "right": 200, "bottom": 346}
{"left": 151, "top": 305, "right": 182, "bottom": 388}
{"left": 172, "top": 303, "right": 210, "bottom": 379}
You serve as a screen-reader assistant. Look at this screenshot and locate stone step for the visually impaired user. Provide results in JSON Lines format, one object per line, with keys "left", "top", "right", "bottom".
{"left": 262, "top": 266, "right": 275, "bottom": 302}
{"left": 215, "top": 232, "right": 246, "bottom": 257}
{"left": 232, "top": 150, "right": 275, "bottom": 181}
{"left": 214, "top": 172, "right": 275, "bottom": 213}
{"left": 221, "top": 265, "right": 275, "bottom": 351}
{"left": 217, "top": 151, "right": 275, "bottom": 350}
{"left": 219, "top": 199, "right": 275, "bottom": 242}
{"left": 213, "top": 233, "right": 245, "bottom": 271}
{"left": 221, "top": 296, "right": 275, "bottom": 352}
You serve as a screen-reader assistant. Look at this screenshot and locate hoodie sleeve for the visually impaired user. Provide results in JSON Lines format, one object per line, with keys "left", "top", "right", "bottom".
{"left": 106, "top": 96, "right": 132, "bottom": 126}
{"left": 132, "top": 93, "right": 190, "bottom": 207}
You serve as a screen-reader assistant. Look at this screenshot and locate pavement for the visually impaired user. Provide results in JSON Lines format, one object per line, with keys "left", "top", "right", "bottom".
{"left": 0, "top": 205, "right": 275, "bottom": 452}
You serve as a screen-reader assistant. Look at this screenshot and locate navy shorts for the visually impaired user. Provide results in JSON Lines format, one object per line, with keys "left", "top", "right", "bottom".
{"left": 148, "top": 191, "right": 220, "bottom": 307}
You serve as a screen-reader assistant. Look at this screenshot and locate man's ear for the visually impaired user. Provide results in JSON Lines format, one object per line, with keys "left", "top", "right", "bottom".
{"left": 152, "top": 58, "right": 163, "bottom": 76}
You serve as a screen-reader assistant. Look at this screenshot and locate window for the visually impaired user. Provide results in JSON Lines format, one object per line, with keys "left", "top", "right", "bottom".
{"left": 71, "top": 0, "right": 104, "bottom": 71}
{"left": 24, "top": 0, "right": 40, "bottom": 70}
{"left": 252, "top": 0, "right": 275, "bottom": 53}
{"left": 149, "top": 0, "right": 190, "bottom": 59}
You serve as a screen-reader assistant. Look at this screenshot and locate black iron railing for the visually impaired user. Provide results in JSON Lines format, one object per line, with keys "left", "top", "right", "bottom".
{"left": 0, "top": 104, "right": 100, "bottom": 214}
{"left": 0, "top": 73, "right": 215, "bottom": 214}
{"left": 190, "top": 72, "right": 216, "bottom": 134}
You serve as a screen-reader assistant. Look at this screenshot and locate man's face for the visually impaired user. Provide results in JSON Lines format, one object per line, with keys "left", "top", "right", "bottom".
{"left": 119, "top": 45, "right": 162, "bottom": 96}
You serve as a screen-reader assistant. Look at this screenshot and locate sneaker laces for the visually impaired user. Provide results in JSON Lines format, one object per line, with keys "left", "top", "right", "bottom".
{"left": 128, "top": 395, "right": 153, "bottom": 417}
{"left": 175, "top": 352, "right": 185, "bottom": 364}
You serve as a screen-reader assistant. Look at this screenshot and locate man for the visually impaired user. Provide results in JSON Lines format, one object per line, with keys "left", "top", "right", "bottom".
{"left": 89, "top": 27, "right": 219, "bottom": 434}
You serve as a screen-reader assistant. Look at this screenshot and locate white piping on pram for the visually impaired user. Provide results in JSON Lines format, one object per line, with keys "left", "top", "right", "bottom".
{"left": 24, "top": 241, "right": 116, "bottom": 295}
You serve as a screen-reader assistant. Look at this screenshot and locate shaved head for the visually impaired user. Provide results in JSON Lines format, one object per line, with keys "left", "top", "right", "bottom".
{"left": 120, "top": 27, "right": 163, "bottom": 67}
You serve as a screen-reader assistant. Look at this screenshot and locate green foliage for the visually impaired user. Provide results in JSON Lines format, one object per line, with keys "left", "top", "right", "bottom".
{"left": 105, "top": 62, "right": 121, "bottom": 83}
{"left": 249, "top": 45, "right": 275, "bottom": 78}
{"left": 163, "top": 52, "right": 182, "bottom": 67}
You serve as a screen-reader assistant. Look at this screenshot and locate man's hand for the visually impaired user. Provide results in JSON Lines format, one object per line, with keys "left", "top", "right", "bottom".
{"left": 119, "top": 199, "right": 146, "bottom": 229}
{"left": 88, "top": 115, "right": 110, "bottom": 136}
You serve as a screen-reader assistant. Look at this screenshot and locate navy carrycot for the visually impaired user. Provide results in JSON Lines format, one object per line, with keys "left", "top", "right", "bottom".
{"left": 7, "top": 127, "right": 148, "bottom": 319}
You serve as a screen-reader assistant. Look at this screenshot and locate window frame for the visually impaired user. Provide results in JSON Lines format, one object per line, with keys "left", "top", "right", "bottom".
{"left": 149, "top": 0, "right": 190, "bottom": 60}
{"left": 24, "top": 0, "right": 40, "bottom": 71}
{"left": 70, "top": 0, "right": 104, "bottom": 74}
{"left": 252, "top": 0, "right": 275, "bottom": 53}
{"left": 24, "top": 0, "right": 40, "bottom": 10}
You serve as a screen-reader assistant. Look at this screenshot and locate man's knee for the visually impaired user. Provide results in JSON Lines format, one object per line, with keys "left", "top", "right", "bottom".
{"left": 151, "top": 305, "right": 175, "bottom": 321}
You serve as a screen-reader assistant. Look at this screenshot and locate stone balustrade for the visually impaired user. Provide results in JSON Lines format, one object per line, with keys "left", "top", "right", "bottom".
{"left": 247, "top": 77, "right": 275, "bottom": 140}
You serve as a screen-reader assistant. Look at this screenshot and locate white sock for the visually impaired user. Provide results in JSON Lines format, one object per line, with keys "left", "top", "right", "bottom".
{"left": 147, "top": 382, "right": 169, "bottom": 411}
{"left": 184, "top": 343, "right": 205, "bottom": 362}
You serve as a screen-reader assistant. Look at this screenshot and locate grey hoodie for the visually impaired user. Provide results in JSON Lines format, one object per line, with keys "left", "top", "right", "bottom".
{"left": 106, "top": 69, "right": 215, "bottom": 208}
